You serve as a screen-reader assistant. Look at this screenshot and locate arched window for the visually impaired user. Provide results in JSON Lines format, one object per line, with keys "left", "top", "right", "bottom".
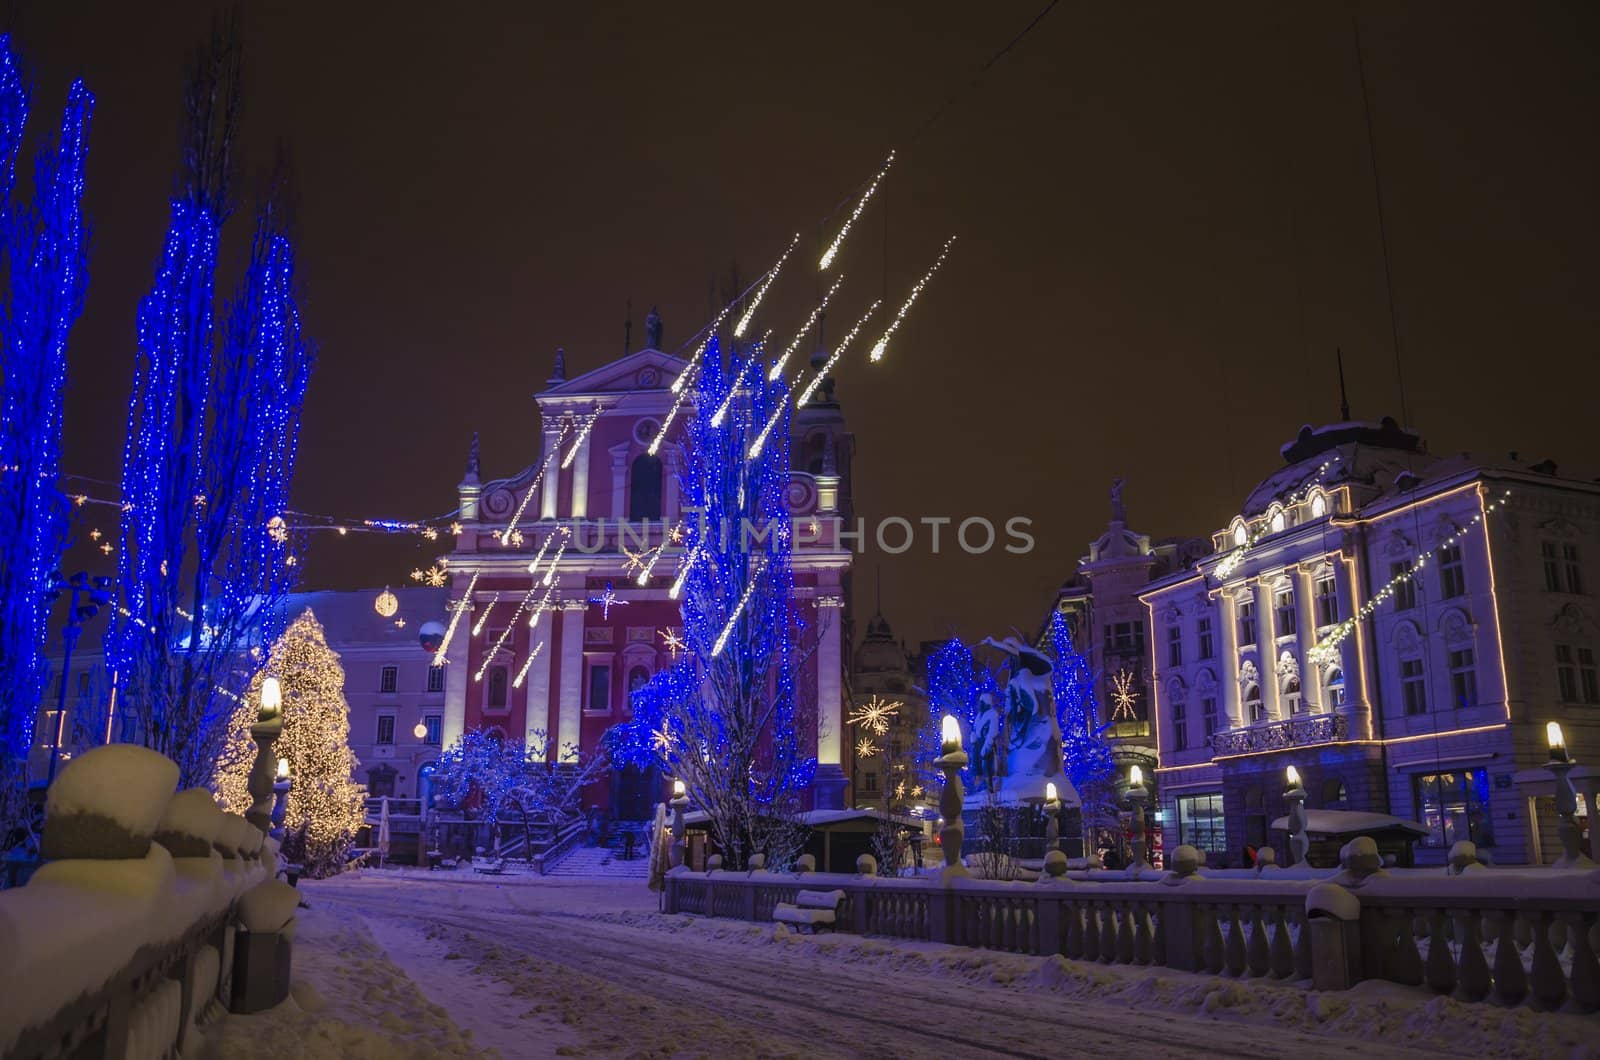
{"left": 629, "top": 452, "right": 663, "bottom": 521}
{"left": 1284, "top": 676, "right": 1303, "bottom": 715}
{"left": 1244, "top": 683, "right": 1264, "bottom": 723}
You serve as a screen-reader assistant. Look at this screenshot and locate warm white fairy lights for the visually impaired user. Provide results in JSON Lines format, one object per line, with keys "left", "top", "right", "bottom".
{"left": 512, "top": 641, "right": 546, "bottom": 690}
{"left": 746, "top": 403, "right": 785, "bottom": 461}
{"left": 712, "top": 559, "right": 766, "bottom": 657}
{"left": 769, "top": 274, "right": 845, "bottom": 382}
{"left": 1110, "top": 669, "right": 1140, "bottom": 721}
{"left": 1308, "top": 489, "right": 1512, "bottom": 668}
{"left": 471, "top": 592, "right": 500, "bottom": 637}
{"left": 541, "top": 537, "right": 568, "bottom": 587}
{"left": 526, "top": 583, "right": 556, "bottom": 626}
{"left": 855, "top": 737, "right": 880, "bottom": 759}
{"left": 1214, "top": 458, "right": 1340, "bottom": 580}
{"left": 847, "top": 695, "right": 900, "bottom": 736}
{"left": 820, "top": 151, "right": 895, "bottom": 270}
{"left": 710, "top": 358, "right": 755, "bottom": 429}
{"left": 476, "top": 585, "right": 542, "bottom": 682}
{"left": 796, "top": 300, "right": 879, "bottom": 407}
{"left": 561, "top": 407, "right": 601, "bottom": 469}
{"left": 635, "top": 536, "right": 673, "bottom": 586}
{"left": 670, "top": 546, "right": 701, "bottom": 600}
{"left": 500, "top": 423, "right": 569, "bottom": 544}
{"left": 734, "top": 233, "right": 799, "bottom": 337}
{"left": 868, "top": 236, "right": 956, "bottom": 363}
{"left": 431, "top": 572, "right": 480, "bottom": 667}
{"left": 650, "top": 375, "right": 694, "bottom": 456}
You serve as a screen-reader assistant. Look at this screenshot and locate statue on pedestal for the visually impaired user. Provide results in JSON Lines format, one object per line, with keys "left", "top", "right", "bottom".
{"left": 980, "top": 635, "right": 1078, "bottom": 809}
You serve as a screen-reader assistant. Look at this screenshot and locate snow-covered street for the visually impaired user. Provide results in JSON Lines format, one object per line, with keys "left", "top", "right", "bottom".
{"left": 199, "top": 871, "right": 1600, "bottom": 1059}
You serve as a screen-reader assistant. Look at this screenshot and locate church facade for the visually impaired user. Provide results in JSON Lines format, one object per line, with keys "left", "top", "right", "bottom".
{"left": 438, "top": 333, "right": 856, "bottom": 819}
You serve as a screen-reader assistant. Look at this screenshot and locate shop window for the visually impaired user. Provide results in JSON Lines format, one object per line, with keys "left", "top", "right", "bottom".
{"left": 1412, "top": 769, "right": 1494, "bottom": 847}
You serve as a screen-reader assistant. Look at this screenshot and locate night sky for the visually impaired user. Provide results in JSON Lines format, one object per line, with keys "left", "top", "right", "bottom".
{"left": 6, "top": 1, "right": 1598, "bottom": 651}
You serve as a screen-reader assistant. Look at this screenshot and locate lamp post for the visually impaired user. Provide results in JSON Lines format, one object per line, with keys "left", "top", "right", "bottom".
{"left": 270, "top": 758, "right": 292, "bottom": 844}
{"left": 245, "top": 677, "right": 284, "bottom": 836}
{"left": 936, "top": 715, "right": 970, "bottom": 882}
{"left": 43, "top": 571, "right": 113, "bottom": 786}
{"left": 1126, "top": 765, "right": 1150, "bottom": 875}
{"left": 1284, "top": 764, "right": 1309, "bottom": 866}
{"left": 669, "top": 778, "right": 689, "bottom": 870}
{"left": 1546, "top": 722, "right": 1595, "bottom": 870}
{"left": 1044, "top": 781, "right": 1062, "bottom": 854}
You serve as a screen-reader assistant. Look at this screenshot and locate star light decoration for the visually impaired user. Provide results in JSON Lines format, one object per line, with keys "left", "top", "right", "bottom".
{"left": 846, "top": 695, "right": 901, "bottom": 736}
{"left": 1110, "top": 668, "right": 1140, "bottom": 722}
{"left": 89, "top": 528, "right": 102, "bottom": 541}
{"left": 588, "top": 581, "right": 629, "bottom": 620}
{"left": 266, "top": 515, "right": 289, "bottom": 544}
{"left": 650, "top": 723, "right": 677, "bottom": 756}
{"left": 412, "top": 562, "right": 449, "bottom": 588}
{"left": 622, "top": 545, "right": 649, "bottom": 575}
{"left": 855, "top": 736, "right": 880, "bottom": 759}
{"left": 659, "top": 627, "right": 686, "bottom": 660}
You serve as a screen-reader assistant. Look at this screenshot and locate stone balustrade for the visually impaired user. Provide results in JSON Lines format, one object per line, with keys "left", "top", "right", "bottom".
{"left": 663, "top": 859, "right": 1600, "bottom": 1011}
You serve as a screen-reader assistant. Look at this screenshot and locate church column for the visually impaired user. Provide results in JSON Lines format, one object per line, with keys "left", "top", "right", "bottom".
{"left": 662, "top": 446, "right": 681, "bottom": 521}
{"left": 1294, "top": 564, "right": 1321, "bottom": 711}
{"left": 539, "top": 429, "right": 560, "bottom": 520}
{"left": 609, "top": 445, "right": 628, "bottom": 521}
{"left": 1255, "top": 578, "right": 1282, "bottom": 719}
{"left": 1219, "top": 589, "right": 1242, "bottom": 728}
{"left": 522, "top": 607, "right": 556, "bottom": 755}
{"left": 556, "top": 599, "right": 586, "bottom": 761}
{"left": 441, "top": 592, "right": 472, "bottom": 747}
{"left": 812, "top": 586, "right": 847, "bottom": 810}
{"left": 570, "top": 430, "right": 591, "bottom": 520}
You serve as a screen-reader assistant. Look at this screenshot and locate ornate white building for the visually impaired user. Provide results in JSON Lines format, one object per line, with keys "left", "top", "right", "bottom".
{"left": 1142, "top": 419, "right": 1599, "bottom": 867}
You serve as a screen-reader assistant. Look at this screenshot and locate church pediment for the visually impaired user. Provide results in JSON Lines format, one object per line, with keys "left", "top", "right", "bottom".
{"left": 539, "top": 348, "right": 689, "bottom": 399}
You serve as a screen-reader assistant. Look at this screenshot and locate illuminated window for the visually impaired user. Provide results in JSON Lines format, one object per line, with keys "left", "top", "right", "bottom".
{"left": 380, "top": 665, "right": 398, "bottom": 694}
{"left": 1197, "top": 617, "right": 1214, "bottom": 659}
{"left": 1449, "top": 649, "right": 1477, "bottom": 709}
{"left": 1244, "top": 683, "right": 1264, "bottom": 723}
{"left": 1412, "top": 770, "right": 1493, "bottom": 847}
{"left": 1310, "top": 493, "right": 1327, "bottom": 518}
{"left": 1176, "top": 793, "right": 1227, "bottom": 855}
{"left": 1438, "top": 544, "right": 1466, "bottom": 599}
{"left": 1172, "top": 699, "right": 1188, "bottom": 752}
{"left": 1269, "top": 508, "right": 1285, "bottom": 534}
{"left": 1233, "top": 523, "right": 1247, "bottom": 547}
{"left": 1325, "top": 667, "right": 1346, "bottom": 709}
{"left": 1284, "top": 676, "right": 1303, "bottom": 715}
{"left": 1401, "top": 658, "right": 1427, "bottom": 715}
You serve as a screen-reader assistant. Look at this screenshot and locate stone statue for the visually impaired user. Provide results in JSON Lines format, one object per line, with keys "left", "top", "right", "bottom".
{"left": 464, "top": 432, "right": 481, "bottom": 482}
{"left": 550, "top": 347, "right": 567, "bottom": 382}
{"left": 981, "top": 634, "right": 1075, "bottom": 807}
{"left": 645, "top": 306, "right": 663, "bottom": 349}
{"left": 1110, "top": 477, "right": 1126, "bottom": 523}
{"left": 970, "top": 692, "right": 1004, "bottom": 785}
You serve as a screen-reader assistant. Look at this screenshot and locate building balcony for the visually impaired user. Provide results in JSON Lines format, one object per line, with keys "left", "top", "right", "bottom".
{"left": 1208, "top": 712, "right": 1347, "bottom": 756}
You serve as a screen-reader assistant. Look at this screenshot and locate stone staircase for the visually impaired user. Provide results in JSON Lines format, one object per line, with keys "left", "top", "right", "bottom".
{"left": 545, "top": 843, "right": 651, "bottom": 878}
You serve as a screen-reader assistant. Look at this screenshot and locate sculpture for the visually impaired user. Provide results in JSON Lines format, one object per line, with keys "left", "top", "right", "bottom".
{"left": 979, "top": 634, "right": 1077, "bottom": 808}
{"left": 1110, "top": 477, "right": 1126, "bottom": 523}
{"left": 645, "top": 306, "right": 663, "bottom": 349}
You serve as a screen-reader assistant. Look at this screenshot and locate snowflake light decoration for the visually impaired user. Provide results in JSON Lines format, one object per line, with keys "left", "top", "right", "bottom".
{"left": 588, "top": 581, "right": 629, "bottom": 619}
{"left": 846, "top": 695, "right": 900, "bottom": 736}
{"left": 1110, "top": 668, "right": 1140, "bottom": 721}
{"left": 855, "top": 737, "right": 879, "bottom": 759}
{"left": 266, "top": 515, "right": 288, "bottom": 544}
{"left": 659, "top": 627, "right": 686, "bottom": 659}
{"left": 622, "top": 545, "right": 649, "bottom": 574}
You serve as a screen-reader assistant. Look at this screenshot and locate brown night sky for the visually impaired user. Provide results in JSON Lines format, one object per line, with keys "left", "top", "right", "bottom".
{"left": 6, "top": 1, "right": 1598, "bottom": 650}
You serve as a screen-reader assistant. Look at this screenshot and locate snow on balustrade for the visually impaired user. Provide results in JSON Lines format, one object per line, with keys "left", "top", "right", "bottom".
{"left": 661, "top": 855, "right": 1600, "bottom": 1012}
{"left": 0, "top": 745, "right": 274, "bottom": 1056}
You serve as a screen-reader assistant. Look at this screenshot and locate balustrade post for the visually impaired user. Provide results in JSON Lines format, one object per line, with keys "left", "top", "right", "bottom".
{"left": 1453, "top": 910, "right": 1492, "bottom": 1002}
{"left": 1491, "top": 911, "right": 1528, "bottom": 1005}
{"left": 1528, "top": 911, "right": 1567, "bottom": 1010}
{"left": 1247, "top": 905, "right": 1271, "bottom": 976}
{"left": 1116, "top": 902, "right": 1135, "bottom": 963}
{"left": 1424, "top": 909, "right": 1456, "bottom": 995}
{"left": 853, "top": 886, "right": 870, "bottom": 935}
{"left": 1036, "top": 895, "right": 1062, "bottom": 957}
{"left": 1162, "top": 899, "right": 1199, "bottom": 971}
{"left": 927, "top": 888, "right": 951, "bottom": 945}
{"left": 1563, "top": 912, "right": 1600, "bottom": 1012}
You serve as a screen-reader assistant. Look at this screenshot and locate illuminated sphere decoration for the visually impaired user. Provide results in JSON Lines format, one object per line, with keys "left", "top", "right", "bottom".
{"left": 374, "top": 587, "right": 399, "bottom": 618}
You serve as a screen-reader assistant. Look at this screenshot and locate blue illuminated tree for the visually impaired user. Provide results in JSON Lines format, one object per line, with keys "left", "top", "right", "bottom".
{"left": 0, "top": 36, "right": 94, "bottom": 834}
{"left": 111, "top": 34, "right": 313, "bottom": 786}
{"left": 1047, "top": 609, "right": 1114, "bottom": 788}
{"left": 609, "top": 340, "right": 817, "bottom": 868}
{"left": 914, "top": 637, "right": 997, "bottom": 792}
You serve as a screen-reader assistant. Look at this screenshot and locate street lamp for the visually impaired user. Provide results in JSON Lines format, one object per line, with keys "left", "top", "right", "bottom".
{"left": 1126, "top": 765, "right": 1150, "bottom": 875}
{"left": 936, "top": 715, "right": 970, "bottom": 882}
{"left": 1545, "top": 722, "right": 1594, "bottom": 869}
{"left": 669, "top": 779, "right": 689, "bottom": 870}
{"left": 270, "top": 758, "right": 292, "bottom": 844}
{"left": 1284, "top": 764, "right": 1309, "bottom": 866}
{"left": 1044, "top": 781, "right": 1062, "bottom": 854}
{"left": 43, "top": 571, "right": 113, "bottom": 786}
{"left": 245, "top": 677, "right": 286, "bottom": 835}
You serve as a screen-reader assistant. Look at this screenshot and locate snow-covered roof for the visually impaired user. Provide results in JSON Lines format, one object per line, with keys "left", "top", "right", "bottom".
{"left": 1268, "top": 808, "right": 1430, "bottom": 837}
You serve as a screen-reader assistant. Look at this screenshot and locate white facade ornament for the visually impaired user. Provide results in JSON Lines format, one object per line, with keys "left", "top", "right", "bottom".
{"left": 1276, "top": 651, "right": 1299, "bottom": 681}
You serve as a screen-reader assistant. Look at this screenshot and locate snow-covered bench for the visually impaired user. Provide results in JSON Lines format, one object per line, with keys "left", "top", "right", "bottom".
{"left": 771, "top": 889, "right": 845, "bottom": 932}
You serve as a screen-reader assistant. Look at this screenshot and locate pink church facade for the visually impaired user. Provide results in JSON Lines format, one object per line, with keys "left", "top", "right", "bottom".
{"left": 439, "top": 342, "right": 855, "bottom": 819}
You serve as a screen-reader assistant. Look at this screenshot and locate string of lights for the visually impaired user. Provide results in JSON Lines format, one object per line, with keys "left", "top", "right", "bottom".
{"left": 474, "top": 583, "right": 542, "bottom": 681}
{"left": 868, "top": 236, "right": 956, "bottom": 363}
{"left": 430, "top": 571, "right": 479, "bottom": 667}
{"left": 470, "top": 592, "right": 499, "bottom": 637}
{"left": 711, "top": 556, "right": 766, "bottom": 657}
{"left": 560, "top": 405, "right": 601, "bottom": 470}
{"left": 1214, "top": 457, "right": 1340, "bottom": 580}
{"left": 733, "top": 233, "right": 799, "bottom": 338}
{"left": 512, "top": 640, "right": 545, "bottom": 689}
{"left": 796, "top": 300, "right": 880, "bottom": 407}
{"left": 819, "top": 151, "right": 894, "bottom": 270}
{"left": 768, "top": 274, "right": 844, "bottom": 382}
{"left": 1308, "top": 489, "right": 1512, "bottom": 668}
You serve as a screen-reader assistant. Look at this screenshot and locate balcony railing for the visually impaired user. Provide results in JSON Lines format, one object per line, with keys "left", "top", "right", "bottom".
{"left": 1209, "top": 712, "right": 1347, "bottom": 756}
